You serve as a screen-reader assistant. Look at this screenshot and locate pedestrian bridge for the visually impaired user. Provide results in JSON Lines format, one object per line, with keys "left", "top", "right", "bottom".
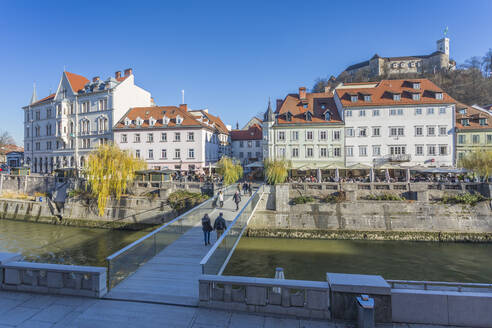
{"left": 105, "top": 184, "right": 264, "bottom": 306}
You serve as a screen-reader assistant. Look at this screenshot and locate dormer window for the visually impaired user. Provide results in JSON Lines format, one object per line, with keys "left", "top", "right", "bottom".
{"left": 302, "top": 103, "right": 308, "bottom": 109}
{"left": 435, "top": 92, "right": 443, "bottom": 100}
{"left": 325, "top": 112, "right": 331, "bottom": 121}
{"left": 286, "top": 112, "right": 292, "bottom": 121}
{"left": 412, "top": 93, "right": 420, "bottom": 101}
{"left": 480, "top": 118, "right": 488, "bottom": 126}
{"left": 459, "top": 108, "right": 467, "bottom": 115}
{"left": 163, "top": 115, "right": 170, "bottom": 125}
{"left": 413, "top": 82, "right": 420, "bottom": 89}
{"left": 149, "top": 117, "right": 155, "bottom": 126}
{"left": 305, "top": 111, "right": 312, "bottom": 121}
{"left": 321, "top": 104, "right": 326, "bottom": 110}
{"left": 135, "top": 117, "right": 143, "bottom": 126}
{"left": 350, "top": 95, "right": 358, "bottom": 102}
{"left": 363, "top": 95, "right": 371, "bottom": 102}
{"left": 176, "top": 115, "right": 183, "bottom": 124}
{"left": 462, "top": 119, "right": 470, "bottom": 126}
{"left": 393, "top": 94, "right": 401, "bottom": 101}
{"left": 124, "top": 118, "right": 131, "bottom": 126}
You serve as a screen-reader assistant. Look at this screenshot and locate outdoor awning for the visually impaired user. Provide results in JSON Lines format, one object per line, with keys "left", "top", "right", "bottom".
{"left": 419, "top": 168, "right": 468, "bottom": 174}
{"left": 375, "top": 163, "right": 402, "bottom": 170}
{"left": 322, "top": 163, "right": 345, "bottom": 169}
{"left": 246, "top": 161, "right": 263, "bottom": 168}
{"left": 296, "top": 164, "right": 317, "bottom": 170}
{"left": 347, "top": 163, "right": 372, "bottom": 170}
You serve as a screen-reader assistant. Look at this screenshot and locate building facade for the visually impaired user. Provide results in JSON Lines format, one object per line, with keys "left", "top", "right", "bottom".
{"left": 334, "top": 79, "right": 456, "bottom": 168}
{"left": 230, "top": 123, "right": 263, "bottom": 167}
{"left": 263, "top": 88, "right": 345, "bottom": 169}
{"left": 342, "top": 38, "right": 455, "bottom": 78}
{"left": 455, "top": 103, "right": 492, "bottom": 161}
{"left": 114, "top": 105, "right": 228, "bottom": 171}
{"left": 23, "top": 69, "right": 151, "bottom": 173}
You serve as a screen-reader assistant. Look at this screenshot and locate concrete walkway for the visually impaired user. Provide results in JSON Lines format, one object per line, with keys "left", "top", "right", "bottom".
{"left": 105, "top": 187, "right": 253, "bottom": 306}
{"left": 0, "top": 290, "right": 455, "bottom": 328}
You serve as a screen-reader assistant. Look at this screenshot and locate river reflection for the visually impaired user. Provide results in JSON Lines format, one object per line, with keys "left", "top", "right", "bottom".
{"left": 224, "top": 237, "right": 492, "bottom": 283}
{"left": 0, "top": 219, "right": 151, "bottom": 267}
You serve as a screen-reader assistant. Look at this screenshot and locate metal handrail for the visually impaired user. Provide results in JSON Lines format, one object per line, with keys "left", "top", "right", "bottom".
{"left": 387, "top": 279, "right": 492, "bottom": 291}
{"left": 106, "top": 184, "right": 235, "bottom": 261}
{"left": 200, "top": 184, "right": 264, "bottom": 271}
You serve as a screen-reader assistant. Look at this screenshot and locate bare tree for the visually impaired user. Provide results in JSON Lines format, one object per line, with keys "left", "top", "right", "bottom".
{"left": 482, "top": 49, "right": 492, "bottom": 77}
{"left": 0, "top": 131, "right": 14, "bottom": 148}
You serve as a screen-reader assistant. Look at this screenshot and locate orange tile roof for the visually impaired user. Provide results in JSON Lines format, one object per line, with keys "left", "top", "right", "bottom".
{"left": 275, "top": 91, "right": 342, "bottom": 125}
{"left": 455, "top": 103, "right": 492, "bottom": 131}
{"left": 30, "top": 93, "right": 55, "bottom": 106}
{"left": 0, "top": 144, "right": 24, "bottom": 155}
{"left": 231, "top": 124, "right": 262, "bottom": 140}
{"left": 336, "top": 79, "right": 456, "bottom": 107}
{"left": 200, "top": 111, "right": 229, "bottom": 135}
{"left": 65, "top": 71, "right": 90, "bottom": 92}
{"left": 115, "top": 106, "right": 212, "bottom": 129}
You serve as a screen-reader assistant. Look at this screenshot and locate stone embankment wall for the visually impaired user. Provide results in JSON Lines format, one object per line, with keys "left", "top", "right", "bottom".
{"left": 247, "top": 184, "right": 492, "bottom": 242}
{"left": 0, "top": 175, "right": 58, "bottom": 195}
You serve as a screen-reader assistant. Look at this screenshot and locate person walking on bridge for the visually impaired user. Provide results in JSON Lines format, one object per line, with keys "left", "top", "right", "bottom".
{"left": 201, "top": 214, "right": 213, "bottom": 246}
{"left": 233, "top": 191, "right": 242, "bottom": 211}
{"left": 214, "top": 212, "right": 227, "bottom": 240}
{"left": 218, "top": 190, "right": 224, "bottom": 208}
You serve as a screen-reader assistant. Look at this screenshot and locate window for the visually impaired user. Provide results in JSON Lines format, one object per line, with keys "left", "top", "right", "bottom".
{"left": 334, "top": 147, "right": 341, "bottom": 157}
{"left": 147, "top": 133, "right": 154, "bottom": 143}
{"left": 359, "top": 128, "right": 367, "bottom": 137}
{"left": 439, "top": 107, "right": 446, "bottom": 115}
{"left": 176, "top": 116, "right": 183, "bottom": 124}
{"left": 359, "top": 146, "right": 367, "bottom": 156}
{"left": 148, "top": 149, "right": 154, "bottom": 159}
{"left": 427, "top": 145, "right": 436, "bottom": 156}
{"left": 364, "top": 95, "right": 371, "bottom": 102}
{"left": 306, "top": 148, "right": 313, "bottom": 157}
{"left": 372, "top": 127, "right": 380, "bottom": 137}
{"left": 35, "top": 142, "right": 40, "bottom": 150}
{"left": 121, "top": 134, "right": 127, "bottom": 143}
{"left": 393, "top": 94, "right": 401, "bottom": 101}
{"left": 286, "top": 112, "right": 292, "bottom": 121}
{"left": 36, "top": 111, "right": 40, "bottom": 120}
{"left": 292, "top": 148, "right": 299, "bottom": 158}
{"left": 461, "top": 119, "right": 470, "bottom": 126}
{"left": 415, "top": 126, "right": 423, "bottom": 136}
{"left": 487, "top": 135, "right": 492, "bottom": 144}
{"left": 239, "top": 152, "right": 244, "bottom": 158}
{"left": 390, "top": 127, "right": 404, "bottom": 136}
{"left": 397, "top": 109, "right": 403, "bottom": 115}
{"left": 81, "top": 102, "right": 89, "bottom": 113}
{"left": 435, "top": 93, "right": 443, "bottom": 100}
{"left": 47, "top": 141, "right": 51, "bottom": 150}
{"left": 472, "top": 135, "right": 480, "bottom": 144}
{"left": 98, "top": 99, "right": 107, "bottom": 111}
{"left": 439, "top": 126, "right": 447, "bottom": 135}
{"left": 345, "top": 110, "right": 352, "bottom": 117}
{"left": 161, "top": 149, "right": 167, "bottom": 158}
{"left": 175, "top": 149, "right": 181, "bottom": 159}
{"left": 26, "top": 128, "right": 29, "bottom": 138}
{"left": 413, "top": 82, "right": 420, "bottom": 90}
{"left": 459, "top": 108, "right": 467, "bottom": 114}
{"left": 390, "top": 109, "right": 397, "bottom": 116}
{"left": 427, "top": 126, "right": 435, "bottom": 136}
{"left": 458, "top": 135, "right": 466, "bottom": 144}
{"left": 412, "top": 93, "right": 420, "bottom": 101}
{"left": 247, "top": 151, "right": 252, "bottom": 158}
{"left": 427, "top": 108, "right": 434, "bottom": 115}
{"left": 306, "top": 131, "right": 313, "bottom": 140}
{"left": 247, "top": 141, "right": 252, "bottom": 148}
{"left": 346, "top": 147, "right": 353, "bottom": 157}
{"left": 333, "top": 130, "right": 340, "bottom": 140}
{"left": 346, "top": 128, "right": 354, "bottom": 137}
{"left": 320, "top": 131, "right": 327, "bottom": 140}
{"left": 26, "top": 143, "right": 29, "bottom": 151}
{"left": 439, "top": 145, "right": 448, "bottom": 156}
{"left": 255, "top": 140, "right": 260, "bottom": 147}
{"left": 47, "top": 108, "right": 52, "bottom": 118}
{"left": 350, "top": 95, "right": 358, "bottom": 102}
{"left": 416, "top": 145, "right": 424, "bottom": 156}
{"left": 134, "top": 134, "right": 140, "bottom": 143}
{"left": 278, "top": 131, "right": 285, "bottom": 141}
{"left": 240, "top": 141, "right": 244, "bottom": 147}
{"left": 174, "top": 132, "right": 181, "bottom": 141}
{"left": 390, "top": 146, "right": 406, "bottom": 155}
{"left": 480, "top": 118, "right": 488, "bottom": 126}
{"left": 291, "top": 131, "right": 299, "bottom": 141}
{"left": 135, "top": 150, "right": 140, "bottom": 158}
{"left": 161, "top": 133, "right": 167, "bottom": 142}
{"left": 415, "top": 108, "right": 422, "bottom": 115}
{"left": 255, "top": 151, "right": 261, "bottom": 158}
{"left": 188, "top": 132, "right": 194, "bottom": 141}
{"left": 188, "top": 148, "right": 195, "bottom": 158}
{"left": 277, "top": 147, "right": 286, "bottom": 158}
{"left": 325, "top": 112, "right": 331, "bottom": 121}
{"left": 372, "top": 145, "right": 381, "bottom": 156}
{"left": 373, "top": 109, "right": 379, "bottom": 116}
{"left": 359, "top": 110, "right": 366, "bottom": 117}
{"left": 320, "top": 148, "right": 327, "bottom": 157}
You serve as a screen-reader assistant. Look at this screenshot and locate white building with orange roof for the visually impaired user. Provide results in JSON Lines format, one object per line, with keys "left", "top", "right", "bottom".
{"left": 23, "top": 69, "right": 151, "bottom": 173}
{"left": 262, "top": 88, "right": 345, "bottom": 170}
{"left": 114, "top": 105, "right": 227, "bottom": 172}
{"left": 334, "top": 79, "right": 456, "bottom": 168}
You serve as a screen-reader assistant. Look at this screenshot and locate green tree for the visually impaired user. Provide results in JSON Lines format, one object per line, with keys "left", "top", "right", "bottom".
{"left": 264, "top": 159, "right": 291, "bottom": 185}
{"left": 85, "top": 144, "right": 146, "bottom": 216}
{"left": 458, "top": 150, "right": 492, "bottom": 180}
{"left": 216, "top": 156, "right": 243, "bottom": 185}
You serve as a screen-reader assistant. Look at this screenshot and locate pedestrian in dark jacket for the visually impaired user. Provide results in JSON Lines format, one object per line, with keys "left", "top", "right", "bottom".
{"left": 213, "top": 213, "right": 227, "bottom": 240}
{"left": 201, "top": 214, "right": 213, "bottom": 245}
{"left": 248, "top": 182, "right": 252, "bottom": 196}
{"left": 233, "top": 191, "right": 241, "bottom": 211}
{"left": 242, "top": 182, "right": 248, "bottom": 195}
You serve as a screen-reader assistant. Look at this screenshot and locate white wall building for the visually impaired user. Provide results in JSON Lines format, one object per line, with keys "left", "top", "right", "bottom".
{"left": 334, "top": 79, "right": 456, "bottom": 168}
{"left": 230, "top": 122, "right": 263, "bottom": 167}
{"left": 23, "top": 69, "right": 151, "bottom": 173}
{"left": 114, "top": 105, "right": 228, "bottom": 171}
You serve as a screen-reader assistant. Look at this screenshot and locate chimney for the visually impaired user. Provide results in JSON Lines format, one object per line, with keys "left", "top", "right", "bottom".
{"left": 124, "top": 68, "right": 133, "bottom": 77}
{"left": 115, "top": 71, "right": 121, "bottom": 79}
{"left": 276, "top": 99, "right": 283, "bottom": 110}
{"left": 92, "top": 76, "right": 100, "bottom": 82}
{"left": 179, "top": 104, "right": 187, "bottom": 111}
{"left": 299, "top": 87, "right": 307, "bottom": 99}
{"left": 324, "top": 86, "right": 331, "bottom": 93}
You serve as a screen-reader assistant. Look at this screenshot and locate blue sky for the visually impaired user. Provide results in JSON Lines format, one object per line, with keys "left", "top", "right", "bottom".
{"left": 1, "top": 0, "right": 491, "bottom": 144}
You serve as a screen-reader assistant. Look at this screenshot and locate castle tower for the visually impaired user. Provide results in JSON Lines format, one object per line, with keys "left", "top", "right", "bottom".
{"left": 437, "top": 37, "right": 449, "bottom": 56}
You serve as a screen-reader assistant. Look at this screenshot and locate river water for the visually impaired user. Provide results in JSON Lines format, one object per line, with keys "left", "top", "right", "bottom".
{"left": 224, "top": 237, "right": 492, "bottom": 283}
{"left": 0, "top": 219, "right": 150, "bottom": 267}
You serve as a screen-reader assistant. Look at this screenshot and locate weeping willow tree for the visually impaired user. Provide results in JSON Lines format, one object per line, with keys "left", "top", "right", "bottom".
{"left": 264, "top": 159, "right": 291, "bottom": 185}
{"left": 216, "top": 156, "right": 243, "bottom": 185}
{"left": 458, "top": 150, "right": 492, "bottom": 180}
{"left": 85, "top": 144, "right": 146, "bottom": 216}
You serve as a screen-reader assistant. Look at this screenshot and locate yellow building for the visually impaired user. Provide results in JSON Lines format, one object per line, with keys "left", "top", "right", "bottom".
{"left": 455, "top": 103, "right": 492, "bottom": 161}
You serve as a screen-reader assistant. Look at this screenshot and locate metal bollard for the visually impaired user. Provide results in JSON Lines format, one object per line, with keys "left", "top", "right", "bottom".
{"left": 356, "top": 294, "right": 375, "bottom": 328}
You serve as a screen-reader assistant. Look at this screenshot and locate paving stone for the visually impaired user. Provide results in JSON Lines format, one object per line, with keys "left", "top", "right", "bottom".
{"left": 1, "top": 306, "right": 41, "bottom": 326}
{"left": 30, "top": 304, "right": 75, "bottom": 323}
{"left": 193, "top": 308, "right": 232, "bottom": 327}
{"left": 228, "top": 313, "right": 265, "bottom": 328}
{"left": 300, "top": 319, "right": 337, "bottom": 328}
{"left": 264, "top": 316, "right": 300, "bottom": 328}
{"left": 17, "top": 320, "right": 54, "bottom": 328}
{"left": 21, "top": 295, "right": 57, "bottom": 309}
